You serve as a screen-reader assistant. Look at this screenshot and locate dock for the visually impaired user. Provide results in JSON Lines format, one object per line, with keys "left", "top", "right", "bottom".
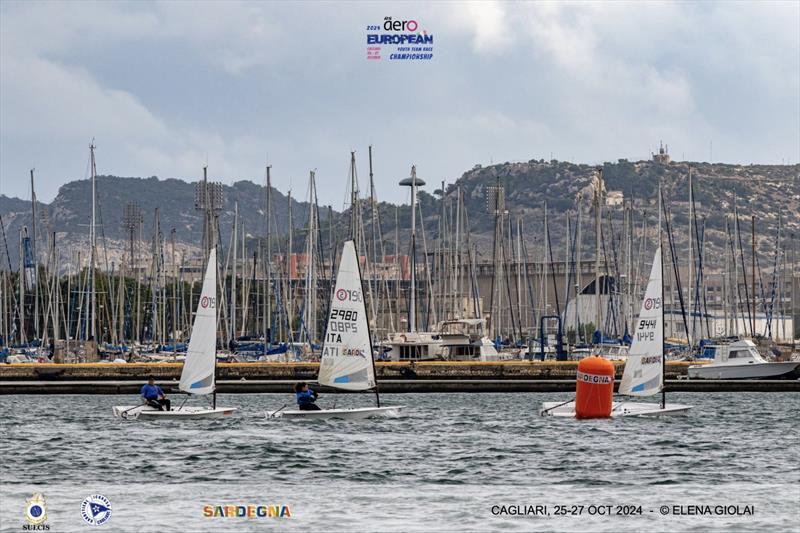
{"left": 0, "top": 361, "right": 797, "bottom": 393}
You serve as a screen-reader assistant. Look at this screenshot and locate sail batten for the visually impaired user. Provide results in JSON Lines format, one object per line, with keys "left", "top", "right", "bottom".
{"left": 619, "top": 247, "right": 664, "bottom": 397}
{"left": 318, "top": 240, "right": 376, "bottom": 391}
{"left": 179, "top": 249, "right": 217, "bottom": 395}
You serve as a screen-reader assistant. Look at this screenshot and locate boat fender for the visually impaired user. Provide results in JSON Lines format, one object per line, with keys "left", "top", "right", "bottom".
{"left": 575, "top": 356, "right": 614, "bottom": 419}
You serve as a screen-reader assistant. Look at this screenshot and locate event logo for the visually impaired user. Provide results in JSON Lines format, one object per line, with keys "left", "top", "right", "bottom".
{"left": 23, "top": 493, "right": 50, "bottom": 530}
{"left": 203, "top": 505, "right": 292, "bottom": 519}
{"left": 80, "top": 494, "right": 112, "bottom": 526}
{"left": 366, "top": 16, "right": 434, "bottom": 61}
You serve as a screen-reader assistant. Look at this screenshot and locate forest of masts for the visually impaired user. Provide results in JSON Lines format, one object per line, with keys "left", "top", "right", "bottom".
{"left": 0, "top": 144, "right": 797, "bottom": 355}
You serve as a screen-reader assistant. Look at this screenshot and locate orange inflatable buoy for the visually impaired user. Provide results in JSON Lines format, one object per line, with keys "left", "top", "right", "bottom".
{"left": 575, "top": 356, "right": 614, "bottom": 419}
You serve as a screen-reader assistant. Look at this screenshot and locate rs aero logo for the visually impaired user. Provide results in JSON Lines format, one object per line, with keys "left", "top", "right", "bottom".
{"left": 23, "top": 492, "right": 50, "bottom": 530}
{"left": 336, "top": 289, "right": 362, "bottom": 302}
{"left": 383, "top": 16, "right": 418, "bottom": 32}
{"left": 200, "top": 296, "right": 216, "bottom": 309}
{"left": 81, "top": 494, "right": 112, "bottom": 526}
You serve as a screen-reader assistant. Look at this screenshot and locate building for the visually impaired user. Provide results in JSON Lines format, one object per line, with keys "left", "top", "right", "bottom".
{"left": 653, "top": 141, "right": 671, "bottom": 164}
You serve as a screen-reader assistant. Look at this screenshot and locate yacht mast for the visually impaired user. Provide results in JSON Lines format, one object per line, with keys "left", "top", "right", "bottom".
{"left": 89, "top": 142, "right": 97, "bottom": 344}
{"left": 595, "top": 166, "right": 603, "bottom": 337}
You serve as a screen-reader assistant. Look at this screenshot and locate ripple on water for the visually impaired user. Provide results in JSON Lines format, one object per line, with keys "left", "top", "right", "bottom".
{"left": 1, "top": 392, "right": 798, "bottom": 531}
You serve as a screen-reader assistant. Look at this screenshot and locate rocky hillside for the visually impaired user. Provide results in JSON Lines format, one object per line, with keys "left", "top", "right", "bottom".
{"left": 1, "top": 159, "right": 797, "bottom": 272}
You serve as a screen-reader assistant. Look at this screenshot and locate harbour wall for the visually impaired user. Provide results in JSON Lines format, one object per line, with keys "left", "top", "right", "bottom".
{"left": 1, "top": 361, "right": 798, "bottom": 393}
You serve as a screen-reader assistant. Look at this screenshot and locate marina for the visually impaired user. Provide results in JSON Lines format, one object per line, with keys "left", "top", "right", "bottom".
{"left": 1, "top": 2, "right": 798, "bottom": 531}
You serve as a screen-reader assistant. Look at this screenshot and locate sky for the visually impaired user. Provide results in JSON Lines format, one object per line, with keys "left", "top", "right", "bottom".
{"left": 1, "top": 1, "right": 798, "bottom": 205}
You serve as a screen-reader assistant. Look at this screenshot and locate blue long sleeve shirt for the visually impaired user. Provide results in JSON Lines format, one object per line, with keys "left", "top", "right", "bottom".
{"left": 296, "top": 389, "right": 317, "bottom": 406}
{"left": 141, "top": 384, "right": 164, "bottom": 400}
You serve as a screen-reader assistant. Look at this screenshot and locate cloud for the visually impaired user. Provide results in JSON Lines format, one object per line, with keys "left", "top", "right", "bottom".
{"left": 0, "top": 1, "right": 797, "bottom": 203}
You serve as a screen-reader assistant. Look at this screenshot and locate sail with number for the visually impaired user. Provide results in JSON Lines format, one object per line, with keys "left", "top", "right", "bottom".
{"left": 619, "top": 246, "right": 663, "bottom": 396}
{"left": 179, "top": 248, "right": 217, "bottom": 395}
{"left": 317, "top": 240, "right": 376, "bottom": 391}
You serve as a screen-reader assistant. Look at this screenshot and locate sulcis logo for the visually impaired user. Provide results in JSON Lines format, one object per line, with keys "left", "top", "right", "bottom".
{"left": 81, "top": 494, "right": 112, "bottom": 526}
{"left": 23, "top": 493, "right": 50, "bottom": 530}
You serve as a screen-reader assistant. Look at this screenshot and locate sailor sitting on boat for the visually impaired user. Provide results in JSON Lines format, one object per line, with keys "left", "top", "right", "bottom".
{"left": 294, "top": 382, "right": 321, "bottom": 411}
{"left": 141, "top": 376, "right": 171, "bottom": 411}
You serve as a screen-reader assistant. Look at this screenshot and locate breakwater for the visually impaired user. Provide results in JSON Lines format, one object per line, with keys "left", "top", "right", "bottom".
{"left": 1, "top": 361, "right": 798, "bottom": 393}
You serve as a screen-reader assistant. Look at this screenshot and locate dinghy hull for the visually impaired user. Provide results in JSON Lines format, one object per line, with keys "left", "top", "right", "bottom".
{"left": 266, "top": 405, "right": 403, "bottom": 420}
{"left": 540, "top": 400, "right": 691, "bottom": 418}
{"left": 112, "top": 405, "right": 236, "bottom": 419}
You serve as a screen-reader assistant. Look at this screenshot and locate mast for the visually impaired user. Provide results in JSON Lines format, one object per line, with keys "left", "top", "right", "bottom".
{"left": 751, "top": 215, "right": 756, "bottom": 335}
{"left": 263, "top": 165, "right": 272, "bottom": 350}
{"left": 30, "top": 169, "right": 39, "bottom": 341}
{"left": 171, "top": 228, "right": 177, "bottom": 349}
{"left": 89, "top": 142, "right": 97, "bottom": 344}
{"left": 595, "top": 166, "right": 603, "bottom": 338}
{"left": 659, "top": 182, "right": 665, "bottom": 409}
{"left": 231, "top": 201, "right": 238, "bottom": 344}
{"left": 687, "top": 167, "right": 693, "bottom": 348}
{"left": 305, "top": 171, "right": 317, "bottom": 344}
{"left": 354, "top": 239, "right": 381, "bottom": 407}
{"left": 575, "top": 195, "right": 583, "bottom": 342}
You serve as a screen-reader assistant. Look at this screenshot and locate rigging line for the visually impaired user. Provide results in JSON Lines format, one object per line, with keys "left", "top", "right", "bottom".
{"left": 545, "top": 211, "right": 561, "bottom": 318}
{"left": 734, "top": 210, "right": 753, "bottom": 336}
{"left": 699, "top": 219, "right": 713, "bottom": 338}
{"left": 661, "top": 196, "right": 690, "bottom": 344}
{"left": 765, "top": 215, "right": 782, "bottom": 337}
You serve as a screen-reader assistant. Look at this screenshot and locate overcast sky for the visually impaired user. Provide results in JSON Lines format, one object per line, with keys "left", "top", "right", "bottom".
{"left": 1, "top": 1, "right": 798, "bottom": 205}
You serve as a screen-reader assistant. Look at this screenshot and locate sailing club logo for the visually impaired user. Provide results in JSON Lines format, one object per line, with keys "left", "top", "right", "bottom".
{"left": 80, "top": 494, "right": 112, "bottom": 526}
{"left": 200, "top": 296, "right": 216, "bottom": 309}
{"left": 203, "top": 504, "right": 292, "bottom": 519}
{"left": 23, "top": 492, "right": 50, "bottom": 530}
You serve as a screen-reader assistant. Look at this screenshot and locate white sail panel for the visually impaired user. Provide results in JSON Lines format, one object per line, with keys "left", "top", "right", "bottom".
{"left": 179, "top": 249, "right": 217, "bottom": 395}
{"left": 619, "top": 247, "right": 663, "bottom": 397}
{"left": 318, "top": 240, "right": 376, "bottom": 391}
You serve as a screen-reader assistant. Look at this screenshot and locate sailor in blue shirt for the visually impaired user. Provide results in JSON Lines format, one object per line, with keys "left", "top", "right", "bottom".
{"left": 294, "top": 382, "right": 321, "bottom": 411}
{"left": 141, "top": 376, "right": 171, "bottom": 411}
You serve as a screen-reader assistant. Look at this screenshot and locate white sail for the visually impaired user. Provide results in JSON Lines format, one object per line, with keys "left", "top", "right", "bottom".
{"left": 619, "top": 246, "right": 663, "bottom": 396}
{"left": 318, "top": 240, "right": 376, "bottom": 391}
{"left": 179, "top": 248, "right": 217, "bottom": 395}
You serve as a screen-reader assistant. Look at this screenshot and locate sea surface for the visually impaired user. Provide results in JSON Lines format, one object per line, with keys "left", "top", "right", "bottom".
{"left": 1, "top": 392, "right": 798, "bottom": 532}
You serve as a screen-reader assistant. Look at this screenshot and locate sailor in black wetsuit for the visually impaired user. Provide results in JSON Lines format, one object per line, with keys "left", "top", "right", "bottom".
{"left": 294, "top": 382, "right": 321, "bottom": 411}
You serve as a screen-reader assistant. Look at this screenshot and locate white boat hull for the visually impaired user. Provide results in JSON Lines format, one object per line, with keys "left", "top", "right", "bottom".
{"left": 266, "top": 405, "right": 404, "bottom": 420}
{"left": 112, "top": 405, "right": 236, "bottom": 419}
{"left": 688, "top": 361, "right": 800, "bottom": 380}
{"left": 540, "top": 400, "right": 692, "bottom": 418}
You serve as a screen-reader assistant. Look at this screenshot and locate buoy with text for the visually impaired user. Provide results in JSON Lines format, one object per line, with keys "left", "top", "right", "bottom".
{"left": 574, "top": 356, "right": 614, "bottom": 419}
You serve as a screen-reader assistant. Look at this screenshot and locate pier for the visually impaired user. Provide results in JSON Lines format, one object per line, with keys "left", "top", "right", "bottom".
{"left": 1, "top": 362, "right": 797, "bottom": 393}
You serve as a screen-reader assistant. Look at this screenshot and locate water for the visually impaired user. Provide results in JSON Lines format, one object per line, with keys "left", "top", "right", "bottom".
{"left": 1, "top": 392, "right": 798, "bottom": 532}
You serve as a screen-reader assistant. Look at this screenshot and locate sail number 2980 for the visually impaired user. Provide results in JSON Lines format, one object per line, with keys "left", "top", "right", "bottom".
{"left": 330, "top": 309, "right": 358, "bottom": 321}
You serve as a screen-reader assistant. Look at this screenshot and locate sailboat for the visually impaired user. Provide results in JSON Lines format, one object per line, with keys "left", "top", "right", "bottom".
{"left": 267, "top": 240, "right": 403, "bottom": 420}
{"left": 113, "top": 248, "right": 236, "bottom": 419}
{"left": 540, "top": 246, "right": 692, "bottom": 417}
